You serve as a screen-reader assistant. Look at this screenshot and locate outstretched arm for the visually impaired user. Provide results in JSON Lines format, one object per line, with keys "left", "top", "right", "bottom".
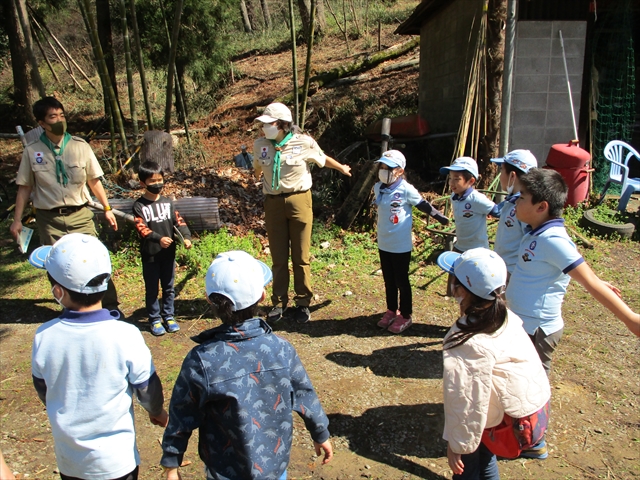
{"left": 568, "top": 262, "right": 640, "bottom": 337}
{"left": 324, "top": 156, "right": 351, "bottom": 176}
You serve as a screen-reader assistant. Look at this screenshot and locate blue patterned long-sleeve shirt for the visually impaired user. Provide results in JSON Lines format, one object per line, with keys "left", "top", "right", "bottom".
{"left": 160, "top": 318, "right": 330, "bottom": 479}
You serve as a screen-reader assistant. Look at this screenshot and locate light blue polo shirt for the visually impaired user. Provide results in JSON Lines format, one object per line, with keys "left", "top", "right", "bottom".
{"left": 451, "top": 188, "right": 496, "bottom": 251}
{"left": 374, "top": 178, "right": 424, "bottom": 253}
{"left": 494, "top": 193, "right": 528, "bottom": 273}
{"left": 505, "top": 219, "right": 584, "bottom": 335}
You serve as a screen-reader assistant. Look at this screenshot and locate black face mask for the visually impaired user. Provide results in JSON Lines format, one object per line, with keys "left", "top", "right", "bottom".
{"left": 146, "top": 183, "right": 164, "bottom": 194}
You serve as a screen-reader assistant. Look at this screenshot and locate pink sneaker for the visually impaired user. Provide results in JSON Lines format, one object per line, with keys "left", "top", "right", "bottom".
{"left": 377, "top": 310, "right": 399, "bottom": 328}
{"left": 388, "top": 315, "right": 413, "bottom": 333}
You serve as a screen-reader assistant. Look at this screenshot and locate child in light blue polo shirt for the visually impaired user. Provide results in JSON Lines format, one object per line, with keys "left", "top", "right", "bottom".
{"left": 490, "top": 149, "right": 538, "bottom": 277}
{"left": 506, "top": 169, "right": 639, "bottom": 377}
{"left": 440, "top": 157, "right": 498, "bottom": 295}
{"left": 374, "top": 150, "right": 449, "bottom": 334}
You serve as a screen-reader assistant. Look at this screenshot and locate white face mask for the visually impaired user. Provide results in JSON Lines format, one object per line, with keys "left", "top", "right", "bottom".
{"left": 262, "top": 124, "right": 280, "bottom": 140}
{"left": 51, "top": 286, "right": 65, "bottom": 308}
{"left": 378, "top": 169, "right": 394, "bottom": 184}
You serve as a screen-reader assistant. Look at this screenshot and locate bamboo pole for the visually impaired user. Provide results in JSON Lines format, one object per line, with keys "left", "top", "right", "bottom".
{"left": 128, "top": 0, "right": 154, "bottom": 129}
{"left": 79, "top": 0, "right": 129, "bottom": 157}
{"left": 288, "top": 0, "right": 299, "bottom": 125}
{"left": 300, "top": 0, "right": 316, "bottom": 129}
{"left": 15, "top": 0, "right": 45, "bottom": 97}
{"left": 31, "top": 22, "right": 59, "bottom": 84}
{"left": 118, "top": 0, "right": 138, "bottom": 137}
{"left": 163, "top": 0, "right": 184, "bottom": 132}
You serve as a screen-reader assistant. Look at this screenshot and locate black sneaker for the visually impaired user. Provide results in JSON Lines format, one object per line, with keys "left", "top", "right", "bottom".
{"left": 292, "top": 306, "right": 311, "bottom": 324}
{"left": 267, "top": 306, "right": 285, "bottom": 323}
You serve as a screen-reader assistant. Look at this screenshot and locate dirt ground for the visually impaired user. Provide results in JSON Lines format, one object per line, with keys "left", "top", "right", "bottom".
{"left": 1, "top": 23, "right": 640, "bottom": 480}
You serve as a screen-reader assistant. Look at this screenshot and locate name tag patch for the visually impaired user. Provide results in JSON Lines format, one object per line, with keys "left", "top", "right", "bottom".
{"left": 292, "top": 146, "right": 302, "bottom": 155}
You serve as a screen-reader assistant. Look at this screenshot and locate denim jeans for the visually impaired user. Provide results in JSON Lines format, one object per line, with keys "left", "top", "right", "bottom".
{"left": 454, "top": 443, "right": 500, "bottom": 480}
{"left": 142, "top": 257, "right": 176, "bottom": 321}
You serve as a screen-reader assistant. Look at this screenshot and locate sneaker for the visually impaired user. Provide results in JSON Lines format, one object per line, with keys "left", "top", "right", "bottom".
{"left": 377, "top": 310, "right": 400, "bottom": 328}
{"left": 519, "top": 440, "right": 548, "bottom": 460}
{"left": 292, "top": 306, "right": 311, "bottom": 324}
{"left": 267, "top": 306, "right": 286, "bottom": 323}
{"left": 150, "top": 320, "right": 166, "bottom": 336}
{"left": 387, "top": 315, "right": 413, "bottom": 334}
{"left": 164, "top": 318, "right": 180, "bottom": 333}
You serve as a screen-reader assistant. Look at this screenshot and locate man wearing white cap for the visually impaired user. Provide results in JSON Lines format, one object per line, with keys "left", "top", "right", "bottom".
{"left": 29, "top": 233, "right": 167, "bottom": 480}
{"left": 490, "top": 149, "right": 538, "bottom": 275}
{"left": 161, "top": 250, "right": 332, "bottom": 480}
{"left": 253, "top": 103, "right": 351, "bottom": 324}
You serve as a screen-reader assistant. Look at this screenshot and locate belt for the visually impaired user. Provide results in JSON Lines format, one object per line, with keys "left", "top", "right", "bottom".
{"left": 267, "top": 190, "right": 308, "bottom": 198}
{"left": 39, "top": 204, "right": 87, "bottom": 215}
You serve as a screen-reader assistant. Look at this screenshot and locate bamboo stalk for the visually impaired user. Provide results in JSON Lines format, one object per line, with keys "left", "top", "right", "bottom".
{"left": 300, "top": 0, "right": 316, "bottom": 129}
{"left": 118, "top": 0, "right": 138, "bottom": 137}
{"left": 31, "top": 22, "right": 59, "bottom": 84}
{"left": 288, "top": 0, "right": 299, "bottom": 124}
{"left": 164, "top": 0, "right": 184, "bottom": 132}
{"left": 128, "top": 0, "right": 154, "bottom": 129}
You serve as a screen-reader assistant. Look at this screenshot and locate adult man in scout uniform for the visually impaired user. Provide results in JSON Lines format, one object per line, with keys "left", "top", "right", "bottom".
{"left": 10, "top": 97, "right": 120, "bottom": 308}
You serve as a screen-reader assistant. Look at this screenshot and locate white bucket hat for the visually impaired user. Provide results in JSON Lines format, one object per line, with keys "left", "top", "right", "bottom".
{"left": 437, "top": 248, "right": 507, "bottom": 300}
{"left": 255, "top": 103, "right": 293, "bottom": 123}
{"left": 440, "top": 157, "right": 479, "bottom": 179}
{"left": 490, "top": 149, "right": 538, "bottom": 173}
{"left": 29, "top": 233, "right": 112, "bottom": 293}
{"left": 375, "top": 150, "right": 406, "bottom": 170}
{"left": 205, "top": 250, "right": 272, "bottom": 311}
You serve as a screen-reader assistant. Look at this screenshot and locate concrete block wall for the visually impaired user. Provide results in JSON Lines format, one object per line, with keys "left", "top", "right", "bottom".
{"left": 509, "top": 21, "right": 587, "bottom": 165}
{"left": 418, "top": 0, "right": 482, "bottom": 133}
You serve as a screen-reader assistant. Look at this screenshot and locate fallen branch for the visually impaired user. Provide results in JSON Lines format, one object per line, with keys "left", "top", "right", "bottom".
{"left": 381, "top": 57, "right": 419, "bottom": 73}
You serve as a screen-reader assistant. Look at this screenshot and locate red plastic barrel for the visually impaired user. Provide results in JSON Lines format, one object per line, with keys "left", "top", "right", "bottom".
{"left": 366, "top": 114, "right": 431, "bottom": 141}
{"left": 544, "top": 141, "right": 591, "bottom": 207}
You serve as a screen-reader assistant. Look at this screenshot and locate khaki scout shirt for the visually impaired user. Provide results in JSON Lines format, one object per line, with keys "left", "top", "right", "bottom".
{"left": 16, "top": 135, "right": 104, "bottom": 210}
{"left": 253, "top": 134, "right": 326, "bottom": 195}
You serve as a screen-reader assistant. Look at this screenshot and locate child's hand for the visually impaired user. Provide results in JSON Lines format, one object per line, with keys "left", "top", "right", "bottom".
{"left": 447, "top": 444, "right": 464, "bottom": 475}
{"left": 602, "top": 281, "right": 622, "bottom": 298}
{"left": 164, "top": 467, "right": 181, "bottom": 480}
{"left": 183, "top": 239, "right": 192, "bottom": 249}
{"left": 433, "top": 212, "right": 450, "bottom": 226}
{"left": 150, "top": 409, "right": 169, "bottom": 427}
{"left": 314, "top": 440, "right": 333, "bottom": 464}
{"left": 160, "top": 237, "right": 173, "bottom": 248}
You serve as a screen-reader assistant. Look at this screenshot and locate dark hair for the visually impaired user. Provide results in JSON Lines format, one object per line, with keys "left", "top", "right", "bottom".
{"left": 138, "top": 161, "right": 163, "bottom": 183}
{"left": 33, "top": 97, "right": 65, "bottom": 122}
{"left": 48, "top": 272, "right": 109, "bottom": 307}
{"left": 443, "top": 280, "right": 507, "bottom": 350}
{"left": 519, "top": 169, "right": 567, "bottom": 218}
{"left": 504, "top": 162, "right": 526, "bottom": 177}
{"left": 208, "top": 293, "right": 260, "bottom": 325}
{"left": 275, "top": 120, "right": 302, "bottom": 134}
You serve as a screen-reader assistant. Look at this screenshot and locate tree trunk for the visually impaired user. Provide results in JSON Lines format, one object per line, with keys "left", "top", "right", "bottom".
{"left": 128, "top": 0, "right": 154, "bottom": 129}
{"left": 14, "top": 0, "right": 45, "bottom": 98}
{"left": 297, "top": 0, "right": 324, "bottom": 40}
{"left": 96, "top": 0, "right": 118, "bottom": 114}
{"left": 4, "top": 0, "right": 38, "bottom": 124}
{"left": 164, "top": 0, "right": 184, "bottom": 132}
{"left": 481, "top": 0, "right": 507, "bottom": 186}
{"left": 239, "top": 0, "right": 252, "bottom": 33}
{"left": 259, "top": 0, "right": 271, "bottom": 29}
{"left": 118, "top": 0, "right": 138, "bottom": 137}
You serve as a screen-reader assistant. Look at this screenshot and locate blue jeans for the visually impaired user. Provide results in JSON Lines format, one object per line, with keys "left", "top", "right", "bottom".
{"left": 454, "top": 443, "right": 499, "bottom": 480}
{"left": 142, "top": 258, "right": 176, "bottom": 321}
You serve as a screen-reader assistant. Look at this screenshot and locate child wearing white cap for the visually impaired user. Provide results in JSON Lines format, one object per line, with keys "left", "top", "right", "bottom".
{"left": 490, "top": 150, "right": 538, "bottom": 276}
{"left": 161, "top": 250, "right": 333, "bottom": 480}
{"left": 374, "top": 150, "right": 449, "bottom": 333}
{"left": 436, "top": 248, "right": 551, "bottom": 478}
{"left": 440, "top": 157, "right": 499, "bottom": 295}
{"left": 29, "top": 233, "right": 167, "bottom": 480}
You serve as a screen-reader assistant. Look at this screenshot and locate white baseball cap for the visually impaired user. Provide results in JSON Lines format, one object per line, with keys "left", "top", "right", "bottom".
{"left": 255, "top": 103, "right": 293, "bottom": 123}
{"left": 440, "top": 157, "right": 479, "bottom": 179}
{"left": 29, "top": 233, "right": 112, "bottom": 293}
{"left": 490, "top": 149, "right": 538, "bottom": 173}
{"left": 375, "top": 150, "right": 406, "bottom": 169}
{"left": 436, "top": 248, "right": 507, "bottom": 300}
{"left": 205, "top": 250, "right": 273, "bottom": 311}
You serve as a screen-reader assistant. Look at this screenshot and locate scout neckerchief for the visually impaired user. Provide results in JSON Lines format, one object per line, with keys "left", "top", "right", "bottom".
{"left": 270, "top": 132, "right": 293, "bottom": 190}
{"left": 40, "top": 131, "right": 71, "bottom": 187}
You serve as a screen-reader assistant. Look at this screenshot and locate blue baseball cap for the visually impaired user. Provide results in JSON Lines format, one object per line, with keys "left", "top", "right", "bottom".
{"left": 490, "top": 149, "right": 537, "bottom": 173}
{"left": 437, "top": 248, "right": 507, "bottom": 300}
{"left": 205, "top": 250, "right": 272, "bottom": 311}
{"left": 29, "top": 233, "right": 112, "bottom": 293}
{"left": 440, "top": 157, "right": 479, "bottom": 179}
{"left": 375, "top": 150, "right": 406, "bottom": 169}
